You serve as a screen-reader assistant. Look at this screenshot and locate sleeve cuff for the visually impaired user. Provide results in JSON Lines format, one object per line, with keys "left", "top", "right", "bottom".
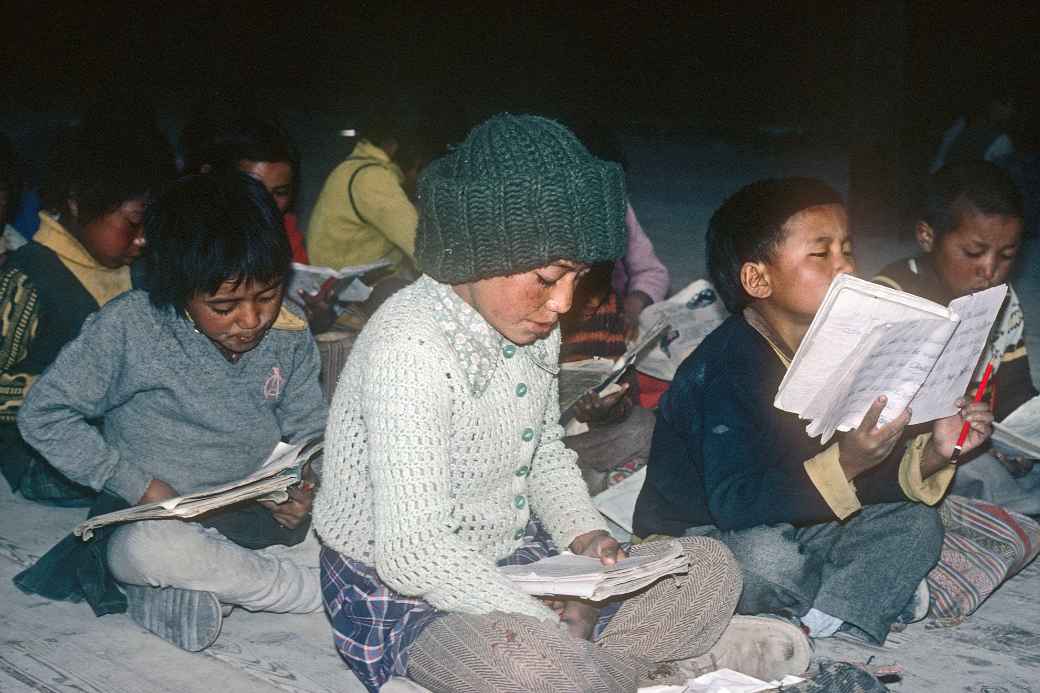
{"left": 107, "top": 457, "right": 155, "bottom": 505}
{"left": 898, "top": 433, "right": 953, "bottom": 505}
{"left": 804, "top": 443, "right": 862, "bottom": 519}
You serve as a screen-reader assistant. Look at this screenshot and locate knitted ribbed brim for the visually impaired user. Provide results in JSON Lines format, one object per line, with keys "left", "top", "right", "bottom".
{"left": 416, "top": 114, "right": 627, "bottom": 284}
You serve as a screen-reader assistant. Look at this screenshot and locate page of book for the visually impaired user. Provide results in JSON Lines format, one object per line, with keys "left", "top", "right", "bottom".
{"left": 74, "top": 440, "right": 322, "bottom": 540}
{"left": 908, "top": 285, "right": 1009, "bottom": 422}
{"left": 804, "top": 318, "right": 955, "bottom": 442}
{"left": 993, "top": 395, "right": 1040, "bottom": 459}
{"left": 499, "top": 541, "right": 687, "bottom": 600}
{"left": 776, "top": 274, "right": 953, "bottom": 414}
{"left": 559, "top": 359, "right": 617, "bottom": 412}
{"left": 286, "top": 258, "right": 392, "bottom": 308}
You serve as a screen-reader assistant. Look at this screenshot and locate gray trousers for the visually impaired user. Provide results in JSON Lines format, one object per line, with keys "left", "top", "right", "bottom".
{"left": 406, "top": 536, "right": 741, "bottom": 693}
{"left": 686, "top": 502, "right": 943, "bottom": 643}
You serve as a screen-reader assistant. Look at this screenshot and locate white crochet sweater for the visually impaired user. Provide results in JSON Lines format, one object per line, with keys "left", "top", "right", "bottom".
{"left": 314, "top": 276, "right": 608, "bottom": 621}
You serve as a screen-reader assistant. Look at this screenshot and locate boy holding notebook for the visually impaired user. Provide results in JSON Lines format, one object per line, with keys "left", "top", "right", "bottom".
{"left": 874, "top": 161, "right": 1039, "bottom": 514}
{"left": 634, "top": 177, "right": 994, "bottom": 644}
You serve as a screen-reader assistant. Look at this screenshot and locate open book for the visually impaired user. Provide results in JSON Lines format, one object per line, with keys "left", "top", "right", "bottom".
{"left": 498, "top": 540, "right": 687, "bottom": 600}
{"left": 992, "top": 395, "right": 1040, "bottom": 459}
{"left": 558, "top": 319, "right": 669, "bottom": 417}
{"left": 286, "top": 258, "right": 392, "bottom": 309}
{"left": 74, "top": 440, "right": 323, "bottom": 541}
{"left": 775, "top": 274, "right": 1007, "bottom": 444}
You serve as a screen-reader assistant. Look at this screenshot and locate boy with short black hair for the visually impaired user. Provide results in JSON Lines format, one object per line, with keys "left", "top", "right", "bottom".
{"left": 875, "top": 160, "right": 1039, "bottom": 514}
{"left": 635, "top": 177, "right": 994, "bottom": 644}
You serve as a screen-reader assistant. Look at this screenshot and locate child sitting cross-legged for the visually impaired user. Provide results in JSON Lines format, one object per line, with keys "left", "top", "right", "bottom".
{"left": 874, "top": 160, "right": 1039, "bottom": 515}
{"left": 634, "top": 177, "right": 994, "bottom": 645}
{"left": 16, "top": 172, "right": 327, "bottom": 652}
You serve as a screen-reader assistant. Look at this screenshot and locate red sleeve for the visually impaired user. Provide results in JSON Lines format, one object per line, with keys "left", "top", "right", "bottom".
{"left": 283, "top": 213, "right": 309, "bottom": 264}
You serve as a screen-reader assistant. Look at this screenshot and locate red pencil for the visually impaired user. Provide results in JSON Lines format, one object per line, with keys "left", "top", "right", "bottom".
{"left": 950, "top": 362, "right": 994, "bottom": 464}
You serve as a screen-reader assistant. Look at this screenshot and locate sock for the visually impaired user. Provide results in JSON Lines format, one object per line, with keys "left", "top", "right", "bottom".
{"left": 802, "top": 607, "right": 844, "bottom": 638}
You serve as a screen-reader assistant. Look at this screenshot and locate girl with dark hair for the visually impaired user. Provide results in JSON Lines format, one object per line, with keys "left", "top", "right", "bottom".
{"left": 16, "top": 173, "right": 327, "bottom": 652}
{"left": 0, "top": 125, "right": 169, "bottom": 504}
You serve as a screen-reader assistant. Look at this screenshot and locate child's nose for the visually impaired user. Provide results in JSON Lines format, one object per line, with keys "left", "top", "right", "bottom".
{"left": 239, "top": 304, "right": 262, "bottom": 329}
{"left": 545, "top": 278, "right": 576, "bottom": 315}
{"left": 978, "top": 256, "right": 998, "bottom": 281}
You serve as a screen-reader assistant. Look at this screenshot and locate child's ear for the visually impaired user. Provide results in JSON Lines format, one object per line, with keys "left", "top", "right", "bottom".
{"left": 739, "top": 261, "right": 772, "bottom": 300}
{"left": 916, "top": 222, "right": 936, "bottom": 252}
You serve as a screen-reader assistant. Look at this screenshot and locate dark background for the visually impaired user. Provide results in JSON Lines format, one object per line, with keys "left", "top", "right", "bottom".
{"left": 3, "top": 1, "right": 1038, "bottom": 227}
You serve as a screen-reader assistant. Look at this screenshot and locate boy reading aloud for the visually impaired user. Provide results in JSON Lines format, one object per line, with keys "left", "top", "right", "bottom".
{"left": 17, "top": 173, "right": 327, "bottom": 652}
{"left": 875, "top": 160, "right": 1039, "bottom": 514}
{"left": 634, "top": 177, "right": 994, "bottom": 645}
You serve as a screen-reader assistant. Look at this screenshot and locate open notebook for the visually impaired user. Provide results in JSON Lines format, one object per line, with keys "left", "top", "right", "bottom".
{"left": 775, "top": 274, "right": 1007, "bottom": 443}
{"left": 498, "top": 540, "right": 687, "bottom": 601}
{"left": 74, "top": 440, "right": 323, "bottom": 541}
{"left": 992, "top": 395, "right": 1040, "bottom": 459}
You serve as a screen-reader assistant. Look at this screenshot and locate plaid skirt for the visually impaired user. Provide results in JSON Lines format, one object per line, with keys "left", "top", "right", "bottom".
{"left": 321, "top": 517, "right": 573, "bottom": 692}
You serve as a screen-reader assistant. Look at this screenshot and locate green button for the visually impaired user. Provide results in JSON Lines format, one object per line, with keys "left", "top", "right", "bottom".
{"left": 514, "top": 528, "right": 525, "bottom": 540}
{"left": 515, "top": 383, "right": 528, "bottom": 397}
{"left": 521, "top": 428, "right": 534, "bottom": 442}
{"left": 514, "top": 495, "right": 526, "bottom": 509}
{"left": 515, "top": 465, "right": 530, "bottom": 477}
{"left": 503, "top": 344, "right": 517, "bottom": 358}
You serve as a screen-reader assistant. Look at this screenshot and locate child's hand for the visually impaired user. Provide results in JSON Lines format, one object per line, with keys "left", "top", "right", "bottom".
{"left": 573, "top": 384, "right": 631, "bottom": 426}
{"left": 838, "top": 395, "right": 911, "bottom": 480}
{"left": 569, "top": 529, "right": 627, "bottom": 567}
{"left": 298, "top": 278, "right": 338, "bottom": 333}
{"left": 138, "top": 478, "right": 178, "bottom": 505}
{"left": 259, "top": 481, "right": 315, "bottom": 529}
{"left": 930, "top": 398, "right": 993, "bottom": 459}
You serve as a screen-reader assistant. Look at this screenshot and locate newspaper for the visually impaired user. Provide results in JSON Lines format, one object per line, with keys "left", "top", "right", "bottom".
{"left": 498, "top": 540, "right": 688, "bottom": 601}
{"left": 74, "top": 440, "right": 323, "bottom": 541}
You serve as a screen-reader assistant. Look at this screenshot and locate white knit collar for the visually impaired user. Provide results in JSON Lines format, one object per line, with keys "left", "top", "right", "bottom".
{"left": 424, "top": 276, "right": 558, "bottom": 396}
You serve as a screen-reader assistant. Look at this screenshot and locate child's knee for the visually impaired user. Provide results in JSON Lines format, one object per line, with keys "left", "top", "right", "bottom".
{"left": 902, "top": 503, "right": 944, "bottom": 560}
{"left": 107, "top": 520, "right": 207, "bottom": 585}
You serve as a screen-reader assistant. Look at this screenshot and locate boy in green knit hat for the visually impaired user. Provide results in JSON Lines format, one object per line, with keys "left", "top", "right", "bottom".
{"left": 314, "top": 114, "right": 810, "bottom": 692}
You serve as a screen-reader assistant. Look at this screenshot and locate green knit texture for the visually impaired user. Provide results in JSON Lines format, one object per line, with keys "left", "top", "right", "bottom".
{"left": 416, "top": 114, "right": 627, "bottom": 284}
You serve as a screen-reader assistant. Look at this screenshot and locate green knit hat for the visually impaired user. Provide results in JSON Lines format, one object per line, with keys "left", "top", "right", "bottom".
{"left": 416, "top": 114, "right": 627, "bottom": 284}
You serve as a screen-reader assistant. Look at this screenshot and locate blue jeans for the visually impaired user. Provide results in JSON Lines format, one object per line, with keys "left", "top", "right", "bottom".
{"left": 686, "top": 502, "right": 943, "bottom": 643}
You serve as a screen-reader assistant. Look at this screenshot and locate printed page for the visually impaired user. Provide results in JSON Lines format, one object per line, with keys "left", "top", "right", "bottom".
{"left": 907, "top": 284, "right": 1008, "bottom": 422}
{"left": 558, "top": 359, "right": 617, "bottom": 412}
{"left": 805, "top": 318, "right": 955, "bottom": 442}
{"left": 286, "top": 258, "right": 392, "bottom": 308}
{"left": 993, "top": 395, "right": 1040, "bottom": 458}
{"left": 776, "top": 274, "right": 951, "bottom": 414}
{"left": 499, "top": 541, "right": 687, "bottom": 600}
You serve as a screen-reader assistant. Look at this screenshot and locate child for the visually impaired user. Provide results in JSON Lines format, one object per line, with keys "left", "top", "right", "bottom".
{"left": 16, "top": 173, "right": 328, "bottom": 651}
{"left": 560, "top": 261, "right": 655, "bottom": 495}
{"left": 634, "top": 177, "right": 994, "bottom": 645}
{"left": 314, "top": 115, "right": 809, "bottom": 693}
{"left": 1, "top": 126, "right": 168, "bottom": 504}
{"left": 874, "top": 160, "right": 1039, "bottom": 514}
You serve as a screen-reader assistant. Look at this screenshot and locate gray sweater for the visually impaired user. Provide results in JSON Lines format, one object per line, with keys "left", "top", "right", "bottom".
{"left": 18, "top": 291, "right": 327, "bottom": 503}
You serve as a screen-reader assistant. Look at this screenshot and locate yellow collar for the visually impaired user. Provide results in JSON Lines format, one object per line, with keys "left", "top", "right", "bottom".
{"left": 34, "top": 212, "right": 132, "bottom": 306}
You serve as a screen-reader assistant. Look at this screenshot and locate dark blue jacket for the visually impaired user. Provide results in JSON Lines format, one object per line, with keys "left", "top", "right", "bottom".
{"left": 634, "top": 313, "right": 908, "bottom": 537}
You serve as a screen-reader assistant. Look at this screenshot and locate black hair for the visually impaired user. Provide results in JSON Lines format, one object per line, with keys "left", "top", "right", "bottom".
{"left": 707, "top": 177, "right": 844, "bottom": 313}
{"left": 202, "top": 117, "right": 296, "bottom": 173}
{"left": 40, "top": 125, "right": 171, "bottom": 228}
{"left": 144, "top": 172, "right": 291, "bottom": 312}
{"left": 923, "top": 161, "right": 1024, "bottom": 238}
